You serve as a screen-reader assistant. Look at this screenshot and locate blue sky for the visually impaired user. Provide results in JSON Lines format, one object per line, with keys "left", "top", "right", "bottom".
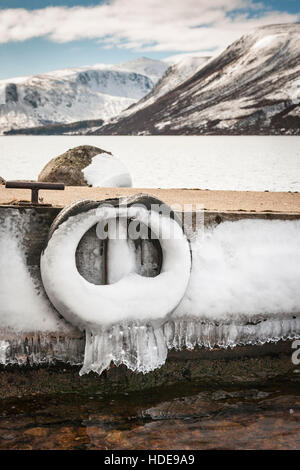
{"left": 0, "top": 1, "right": 102, "bottom": 8}
{"left": 0, "top": 0, "right": 298, "bottom": 80}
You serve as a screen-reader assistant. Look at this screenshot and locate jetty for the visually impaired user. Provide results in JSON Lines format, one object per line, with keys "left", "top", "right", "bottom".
{"left": 0, "top": 186, "right": 299, "bottom": 398}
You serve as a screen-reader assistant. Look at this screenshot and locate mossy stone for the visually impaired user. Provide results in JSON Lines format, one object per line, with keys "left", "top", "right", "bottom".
{"left": 38, "top": 145, "right": 111, "bottom": 186}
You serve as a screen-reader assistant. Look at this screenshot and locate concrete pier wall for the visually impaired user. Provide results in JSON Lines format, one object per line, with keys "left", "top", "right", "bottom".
{"left": 0, "top": 189, "right": 300, "bottom": 394}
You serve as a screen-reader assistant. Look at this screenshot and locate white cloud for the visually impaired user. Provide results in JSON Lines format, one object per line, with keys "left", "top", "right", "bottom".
{"left": 0, "top": 0, "right": 298, "bottom": 53}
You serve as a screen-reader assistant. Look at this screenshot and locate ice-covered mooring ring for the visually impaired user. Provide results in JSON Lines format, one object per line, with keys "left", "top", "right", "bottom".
{"left": 40, "top": 198, "right": 191, "bottom": 329}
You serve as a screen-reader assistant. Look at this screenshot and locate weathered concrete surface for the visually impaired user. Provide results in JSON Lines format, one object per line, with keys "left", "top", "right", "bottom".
{"left": 1, "top": 186, "right": 300, "bottom": 213}
{"left": 0, "top": 340, "right": 297, "bottom": 399}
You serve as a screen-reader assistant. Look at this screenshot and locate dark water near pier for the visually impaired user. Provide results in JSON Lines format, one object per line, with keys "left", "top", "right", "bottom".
{"left": 0, "top": 376, "right": 299, "bottom": 450}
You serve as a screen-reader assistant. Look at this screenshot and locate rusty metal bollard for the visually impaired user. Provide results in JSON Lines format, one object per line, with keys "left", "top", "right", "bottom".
{"left": 5, "top": 180, "right": 65, "bottom": 205}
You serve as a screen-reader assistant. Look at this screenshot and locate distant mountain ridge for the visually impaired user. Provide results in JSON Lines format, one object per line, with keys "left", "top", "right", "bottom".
{"left": 4, "top": 55, "right": 207, "bottom": 135}
{"left": 118, "top": 57, "right": 168, "bottom": 84}
{"left": 0, "top": 58, "right": 168, "bottom": 134}
{"left": 94, "top": 24, "right": 300, "bottom": 135}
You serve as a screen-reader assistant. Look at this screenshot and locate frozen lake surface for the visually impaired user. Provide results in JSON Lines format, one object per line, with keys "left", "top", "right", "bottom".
{"left": 0, "top": 135, "right": 299, "bottom": 191}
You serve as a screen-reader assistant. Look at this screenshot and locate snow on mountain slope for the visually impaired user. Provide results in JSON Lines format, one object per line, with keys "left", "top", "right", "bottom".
{"left": 118, "top": 57, "right": 168, "bottom": 84}
{"left": 159, "top": 56, "right": 211, "bottom": 94}
{"left": 96, "top": 24, "right": 300, "bottom": 135}
{"left": 114, "top": 56, "right": 211, "bottom": 120}
{"left": 0, "top": 58, "right": 167, "bottom": 134}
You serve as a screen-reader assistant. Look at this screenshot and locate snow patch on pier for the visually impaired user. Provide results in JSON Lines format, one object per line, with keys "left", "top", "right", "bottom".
{"left": 174, "top": 219, "right": 300, "bottom": 323}
{"left": 0, "top": 211, "right": 75, "bottom": 334}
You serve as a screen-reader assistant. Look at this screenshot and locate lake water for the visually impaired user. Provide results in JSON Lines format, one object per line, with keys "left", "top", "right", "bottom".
{"left": 0, "top": 135, "right": 299, "bottom": 191}
{"left": 0, "top": 377, "right": 299, "bottom": 450}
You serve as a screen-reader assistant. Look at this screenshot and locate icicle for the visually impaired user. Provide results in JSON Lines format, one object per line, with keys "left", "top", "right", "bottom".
{"left": 164, "top": 316, "right": 300, "bottom": 350}
{"left": 79, "top": 321, "right": 168, "bottom": 376}
{"left": 78, "top": 315, "right": 300, "bottom": 376}
{"left": 0, "top": 331, "right": 84, "bottom": 366}
{"left": 0, "top": 340, "right": 9, "bottom": 364}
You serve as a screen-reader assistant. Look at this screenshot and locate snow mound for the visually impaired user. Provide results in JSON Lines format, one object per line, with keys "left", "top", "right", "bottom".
{"left": 175, "top": 219, "right": 300, "bottom": 322}
{"left": 0, "top": 211, "right": 73, "bottom": 333}
{"left": 83, "top": 152, "right": 133, "bottom": 187}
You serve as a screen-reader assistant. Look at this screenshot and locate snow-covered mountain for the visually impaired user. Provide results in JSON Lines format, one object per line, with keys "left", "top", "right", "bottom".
{"left": 118, "top": 57, "right": 168, "bottom": 84}
{"left": 0, "top": 58, "right": 168, "bottom": 134}
{"left": 112, "top": 55, "right": 211, "bottom": 120}
{"left": 95, "top": 24, "right": 300, "bottom": 135}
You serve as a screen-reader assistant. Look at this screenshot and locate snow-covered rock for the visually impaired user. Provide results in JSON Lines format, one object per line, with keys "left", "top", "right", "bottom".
{"left": 96, "top": 24, "right": 300, "bottom": 135}
{"left": 38, "top": 145, "right": 132, "bottom": 187}
{"left": 0, "top": 58, "right": 168, "bottom": 134}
